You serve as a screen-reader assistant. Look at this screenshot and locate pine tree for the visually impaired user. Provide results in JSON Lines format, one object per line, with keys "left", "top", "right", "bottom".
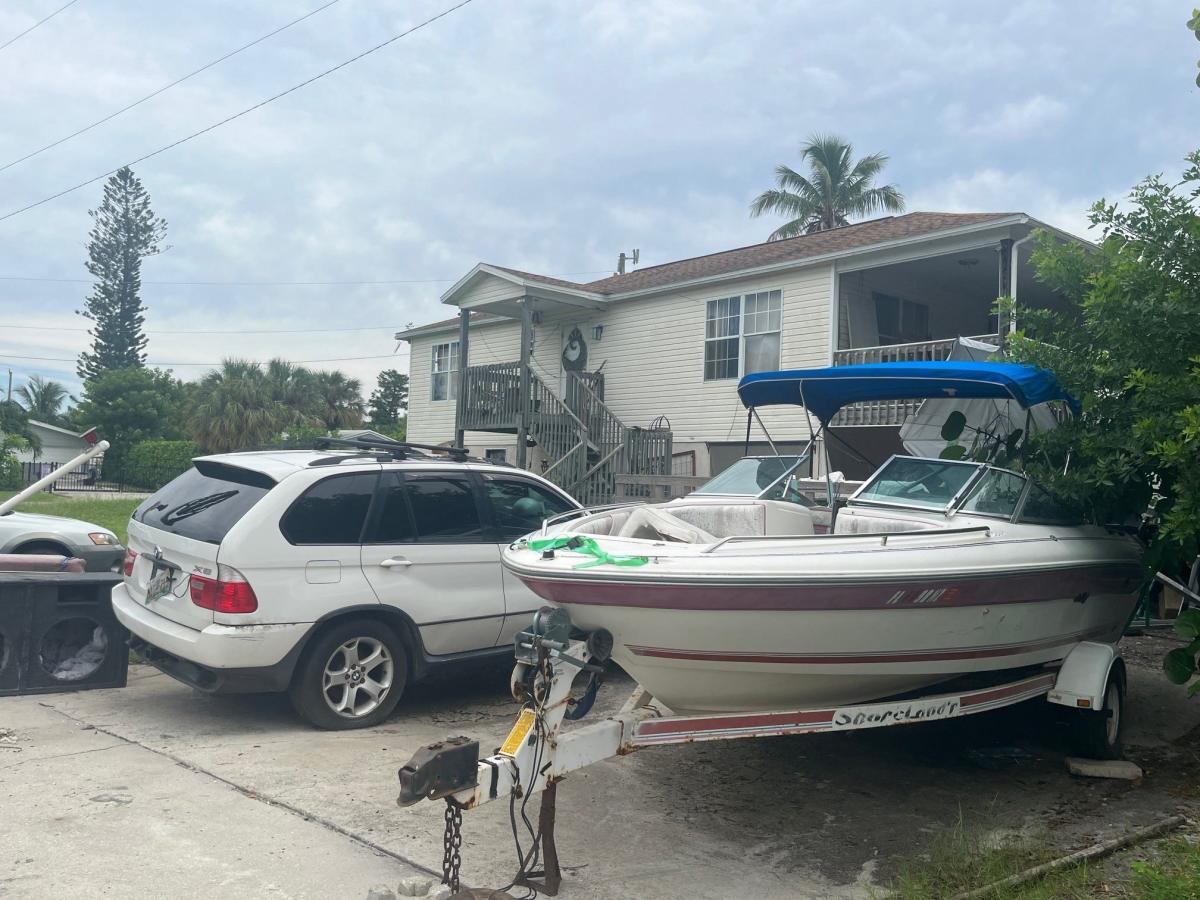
{"left": 76, "top": 167, "right": 168, "bottom": 381}
{"left": 368, "top": 369, "right": 409, "bottom": 425}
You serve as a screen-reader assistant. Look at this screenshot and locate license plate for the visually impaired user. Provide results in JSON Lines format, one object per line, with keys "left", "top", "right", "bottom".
{"left": 146, "top": 568, "right": 174, "bottom": 601}
{"left": 499, "top": 708, "right": 536, "bottom": 757}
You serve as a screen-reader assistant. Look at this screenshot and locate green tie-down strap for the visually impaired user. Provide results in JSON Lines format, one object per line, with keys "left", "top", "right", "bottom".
{"left": 526, "top": 535, "right": 649, "bottom": 570}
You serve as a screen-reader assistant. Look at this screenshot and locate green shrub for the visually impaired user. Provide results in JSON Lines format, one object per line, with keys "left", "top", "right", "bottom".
{"left": 125, "top": 440, "right": 198, "bottom": 490}
{"left": 0, "top": 451, "right": 21, "bottom": 490}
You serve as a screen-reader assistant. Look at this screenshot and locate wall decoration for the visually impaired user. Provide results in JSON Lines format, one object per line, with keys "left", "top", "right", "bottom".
{"left": 562, "top": 326, "right": 589, "bottom": 372}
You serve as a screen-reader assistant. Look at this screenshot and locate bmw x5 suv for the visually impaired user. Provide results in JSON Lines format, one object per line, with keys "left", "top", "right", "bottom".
{"left": 112, "top": 441, "right": 581, "bottom": 729}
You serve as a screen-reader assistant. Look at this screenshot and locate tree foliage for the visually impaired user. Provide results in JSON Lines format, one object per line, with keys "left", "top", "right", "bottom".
{"left": 1008, "top": 153, "right": 1200, "bottom": 574}
{"left": 76, "top": 167, "right": 167, "bottom": 381}
{"left": 1004, "top": 154, "right": 1200, "bottom": 694}
{"left": 749, "top": 134, "right": 905, "bottom": 240}
{"left": 126, "top": 440, "right": 199, "bottom": 490}
{"left": 312, "top": 370, "right": 364, "bottom": 431}
{"left": 0, "top": 399, "right": 40, "bottom": 454}
{"left": 15, "top": 375, "right": 70, "bottom": 426}
{"left": 72, "top": 367, "right": 187, "bottom": 479}
{"left": 188, "top": 358, "right": 365, "bottom": 453}
{"left": 368, "top": 369, "right": 409, "bottom": 426}
{"left": 0, "top": 400, "right": 36, "bottom": 486}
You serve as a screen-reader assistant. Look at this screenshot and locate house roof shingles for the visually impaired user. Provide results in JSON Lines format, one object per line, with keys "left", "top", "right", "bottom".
{"left": 398, "top": 212, "right": 1025, "bottom": 339}
{"left": 505, "top": 212, "right": 1020, "bottom": 296}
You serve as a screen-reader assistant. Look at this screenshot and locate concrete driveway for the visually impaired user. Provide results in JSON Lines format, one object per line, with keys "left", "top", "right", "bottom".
{"left": 3, "top": 633, "right": 1199, "bottom": 900}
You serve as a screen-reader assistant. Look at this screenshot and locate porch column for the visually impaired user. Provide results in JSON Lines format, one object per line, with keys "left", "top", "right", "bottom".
{"left": 516, "top": 297, "right": 533, "bottom": 469}
{"left": 454, "top": 309, "right": 470, "bottom": 449}
{"left": 997, "top": 238, "right": 1013, "bottom": 349}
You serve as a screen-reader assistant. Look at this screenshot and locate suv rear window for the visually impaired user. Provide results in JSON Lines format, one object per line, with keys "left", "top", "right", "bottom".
{"left": 134, "top": 462, "right": 275, "bottom": 544}
{"left": 281, "top": 472, "right": 377, "bottom": 545}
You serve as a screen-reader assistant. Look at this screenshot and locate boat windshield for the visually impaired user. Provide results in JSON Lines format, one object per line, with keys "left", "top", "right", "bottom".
{"left": 693, "top": 456, "right": 809, "bottom": 502}
{"left": 853, "top": 456, "right": 983, "bottom": 511}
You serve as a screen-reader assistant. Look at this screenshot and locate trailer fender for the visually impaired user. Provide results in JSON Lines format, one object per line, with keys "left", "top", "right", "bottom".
{"left": 1047, "top": 641, "right": 1123, "bottom": 711}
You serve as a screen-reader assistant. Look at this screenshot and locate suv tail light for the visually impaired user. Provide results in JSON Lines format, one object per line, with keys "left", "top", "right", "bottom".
{"left": 123, "top": 548, "right": 138, "bottom": 577}
{"left": 189, "top": 564, "right": 258, "bottom": 614}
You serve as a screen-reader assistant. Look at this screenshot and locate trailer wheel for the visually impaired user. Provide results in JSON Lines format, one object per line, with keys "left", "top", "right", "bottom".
{"left": 1069, "top": 666, "right": 1125, "bottom": 760}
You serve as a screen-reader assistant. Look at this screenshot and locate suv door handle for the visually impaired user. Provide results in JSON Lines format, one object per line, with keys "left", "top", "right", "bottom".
{"left": 379, "top": 557, "right": 413, "bottom": 568}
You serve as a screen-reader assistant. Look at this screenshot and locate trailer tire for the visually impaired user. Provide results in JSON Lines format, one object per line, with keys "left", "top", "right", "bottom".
{"left": 1069, "top": 666, "right": 1125, "bottom": 760}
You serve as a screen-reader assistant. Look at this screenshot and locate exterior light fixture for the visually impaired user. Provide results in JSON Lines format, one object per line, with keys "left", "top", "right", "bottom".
{"left": 592, "top": 324, "right": 604, "bottom": 341}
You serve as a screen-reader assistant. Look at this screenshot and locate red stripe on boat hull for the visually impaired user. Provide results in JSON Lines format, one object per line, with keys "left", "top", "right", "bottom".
{"left": 637, "top": 707, "right": 835, "bottom": 738}
{"left": 517, "top": 564, "right": 1140, "bottom": 612}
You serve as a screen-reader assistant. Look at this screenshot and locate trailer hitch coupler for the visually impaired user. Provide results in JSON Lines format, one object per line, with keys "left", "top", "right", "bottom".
{"left": 397, "top": 736, "right": 480, "bottom": 807}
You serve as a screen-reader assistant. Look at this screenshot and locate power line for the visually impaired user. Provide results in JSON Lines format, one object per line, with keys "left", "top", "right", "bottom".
{"left": 0, "top": 0, "right": 475, "bottom": 224}
{"left": 0, "top": 322, "right": 404, "bottom": 334}
{"left": 0, "top": 0, "right": 342, "bottom": 174}
{"left": 0, "top": 352, "right": 405, "bottom": 366}
{"left": 0, "top": 270, "right": 610, "bottom": 286}
{"left": 0, "top": 0, "right": 81, "bottom": 53}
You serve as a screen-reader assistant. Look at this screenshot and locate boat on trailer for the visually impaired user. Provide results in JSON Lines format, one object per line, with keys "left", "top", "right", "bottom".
{"left": 501, "top": 361, "right": 1143, "bottom": 715}
{"left": 396, "top": 362, "right": 1145, "bottom": 896}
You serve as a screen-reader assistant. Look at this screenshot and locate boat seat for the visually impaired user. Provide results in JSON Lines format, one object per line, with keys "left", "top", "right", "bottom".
{"left": 664, "top": 499, "right": 815, "bottom": 538}
{"left": 616, "top": 506, "right": 718, "bottom": 543}
{"left": 662, "top": 503, "right": 766, "bottom": 538}
{"left": 566, "top": 508, "right": 637, "bottom": 537}
{"left": 833, "top": 507, "right": 940, "bottom": 535}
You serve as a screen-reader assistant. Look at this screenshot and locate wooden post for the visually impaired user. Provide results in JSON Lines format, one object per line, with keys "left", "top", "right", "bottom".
{"left": 454, "top": 309, "right": 470, "bottom": 449}
{"left": 516, "top": 298, "right": 532, "bottom": 470}
{"left": 997, "top": 238, "right": 1013, "bottom": 350}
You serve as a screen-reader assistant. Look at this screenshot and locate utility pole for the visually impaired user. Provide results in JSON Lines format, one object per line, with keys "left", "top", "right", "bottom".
{"left": 5, "top": 368, "right": 11, "bottom": 402}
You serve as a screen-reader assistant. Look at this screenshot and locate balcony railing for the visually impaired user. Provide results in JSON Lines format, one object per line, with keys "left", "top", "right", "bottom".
{"left": 831, "top": 334, "right": 999, "bottom": 426}
{"left": 833, "top": 334, "right": 999, "bottom": 366}
{"left": 458, "top": 362, "right": 523, "bottom": 432}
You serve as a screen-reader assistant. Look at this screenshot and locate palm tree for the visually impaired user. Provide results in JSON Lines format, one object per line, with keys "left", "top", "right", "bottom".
{"left": 189, "top": 360, "right": 284, "bottom": 453}
{"left": 312, "top": 370, "right": 364, "bottom": 431}
{"left": 750, "top": 134, "right": 905, "bottom": 240}
{"left": 15, "top": 375, "right": 69, "bottom": 425}
{"left": 264, "top": 358, "right": 320, "bottom": 433}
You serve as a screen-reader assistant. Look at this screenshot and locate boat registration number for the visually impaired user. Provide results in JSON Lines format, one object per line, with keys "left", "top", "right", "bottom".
{"left": 499, "top": 709, "right": 537, "bottom": 757}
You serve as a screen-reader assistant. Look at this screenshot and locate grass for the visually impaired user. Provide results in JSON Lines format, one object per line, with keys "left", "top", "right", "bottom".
{"left": 1126, "top": 840, "right": 1200, "bottom": 898}
{"left": 887, "top": 816, "right": 1094, "bottom": 899}
{"left": 1, "top": 490, "right": 141, "bottom": 544}
{"left": 886, "top": 818, "right": 1200, "bottom": 899}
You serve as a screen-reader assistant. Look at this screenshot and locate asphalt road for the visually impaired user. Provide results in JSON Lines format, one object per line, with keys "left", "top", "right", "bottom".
{"left": 3, "top": 633, "right": 1199, "bottom": 899}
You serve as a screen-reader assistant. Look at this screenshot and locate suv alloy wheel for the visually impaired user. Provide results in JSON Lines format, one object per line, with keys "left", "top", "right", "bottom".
{"left": 290, "top": 618, "right": 408, "bottom": 729}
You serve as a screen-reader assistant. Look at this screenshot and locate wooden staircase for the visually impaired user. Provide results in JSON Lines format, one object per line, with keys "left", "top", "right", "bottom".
{"left": 458, "top": 364, "right": 672, "bottom": 506}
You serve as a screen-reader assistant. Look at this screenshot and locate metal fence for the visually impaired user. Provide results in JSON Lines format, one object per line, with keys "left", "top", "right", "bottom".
{"left": 19, "top": 460, "right": 127, "bottom": 493}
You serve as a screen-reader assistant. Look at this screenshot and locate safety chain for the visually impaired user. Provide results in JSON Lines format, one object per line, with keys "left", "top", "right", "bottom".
{"left": 442, "top": 798, "right": 463, "bottom": 893}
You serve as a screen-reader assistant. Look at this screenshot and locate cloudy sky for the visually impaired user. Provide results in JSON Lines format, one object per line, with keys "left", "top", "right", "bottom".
{"left": 0, "top": 0, "right": 1195, "bottom": 401}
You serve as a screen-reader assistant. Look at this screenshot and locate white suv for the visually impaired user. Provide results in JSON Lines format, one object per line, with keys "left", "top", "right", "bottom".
{"left": 111, "top": 441, "right": 581, "bottom": 729}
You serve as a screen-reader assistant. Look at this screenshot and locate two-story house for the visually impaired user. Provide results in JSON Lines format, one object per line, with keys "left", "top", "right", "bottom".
{"left": 397, "top": 212, "right": 1081, "bottom": 504}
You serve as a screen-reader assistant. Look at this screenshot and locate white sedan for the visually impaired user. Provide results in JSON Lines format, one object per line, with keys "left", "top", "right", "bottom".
{"left": 0, "top": 509, "right": 124, "bottom": 571}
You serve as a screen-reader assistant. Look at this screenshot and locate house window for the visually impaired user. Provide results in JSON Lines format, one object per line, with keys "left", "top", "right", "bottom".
{"left": 430, "top": 341, "right": 459, "bottom": 401}
{"left": 485, "top": 448, "right": 506, "bottom": 463}
{"left": 874, "top": 293, "right": 930, "bottom": 345}
{"left": 703, "top": 290, "right": 782, "bottom": 380}
{"left": 743, "top": 290, "right": 782, "bottom": 374}
{"left": 704, "top": 296, "right": 740, "bottom": 380}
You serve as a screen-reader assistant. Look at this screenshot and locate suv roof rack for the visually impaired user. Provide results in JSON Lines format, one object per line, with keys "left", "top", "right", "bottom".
{"left": 309, "top": 437, "right": 470, "bottom": 465}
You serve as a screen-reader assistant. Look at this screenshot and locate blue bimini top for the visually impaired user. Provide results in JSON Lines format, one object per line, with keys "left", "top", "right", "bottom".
{"left": 737, "top": 361, "right": 1080, "bottom": 424}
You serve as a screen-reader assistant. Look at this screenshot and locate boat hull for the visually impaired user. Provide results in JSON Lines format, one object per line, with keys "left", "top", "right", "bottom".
{"left": 505, "top": 531, "right": 1143, "bottom": 714}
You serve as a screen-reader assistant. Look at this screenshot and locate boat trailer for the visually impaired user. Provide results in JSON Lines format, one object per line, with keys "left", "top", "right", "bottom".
{"left": 397, "top": 608, "right": 1125, "bottom": 896}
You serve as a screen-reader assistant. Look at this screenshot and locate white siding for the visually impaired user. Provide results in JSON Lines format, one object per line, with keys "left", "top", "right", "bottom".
{"left": 405, "top": 319, "right": 522, "bottom": 457}
{"left": 547, "top": 264, "right": 833, "bottom": 444}
{"left": 404, "top": 262, "right": 834, "bottom": 462}
{"left": 456, "top": 272, "right": 525, "bottom": 308}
